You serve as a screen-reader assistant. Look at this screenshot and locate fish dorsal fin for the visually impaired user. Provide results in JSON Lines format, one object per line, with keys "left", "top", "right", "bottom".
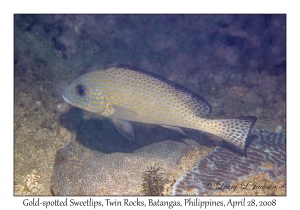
{"left": 109, "top": 65, "right": 212, "bottom": 117}
{"left": 112, "top": 119, "right": 135, "bottom": 141}
{"left": 175, "top": 90, "right": 212, "bottom": 117}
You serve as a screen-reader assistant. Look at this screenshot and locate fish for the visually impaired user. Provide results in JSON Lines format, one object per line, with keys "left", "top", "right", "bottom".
{"left": 62, "top": 65, "right": 257, "bottom": 156}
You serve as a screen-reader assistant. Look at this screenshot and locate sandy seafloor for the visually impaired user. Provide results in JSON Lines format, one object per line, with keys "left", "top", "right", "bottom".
{"left": 14, "top": 15, "right": 286, "bottom": 196}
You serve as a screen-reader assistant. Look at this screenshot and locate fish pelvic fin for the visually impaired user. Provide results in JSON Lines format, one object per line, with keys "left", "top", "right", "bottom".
{"left": 112, "top": 119, "right": 135, "bottom": 141}
{"left": 206, "top": 116, "right": 257, "bottom": 156}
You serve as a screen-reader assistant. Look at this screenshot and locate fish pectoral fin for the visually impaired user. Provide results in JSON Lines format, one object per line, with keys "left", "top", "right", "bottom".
{"left": 109, "top": 105, "right": 139, "bottom": 120}
{"left": 161, "top": 125, "right": 187, "bottom": 137}
{"left": 112, "top": 119, "right": 135, "bottom": 141}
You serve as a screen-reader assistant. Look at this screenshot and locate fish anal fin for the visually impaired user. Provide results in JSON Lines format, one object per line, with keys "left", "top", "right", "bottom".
{"left": 161, "top": 125, "right": 187, "bottom": 136}
{"left": 112, "top": 119, "right": 135, "bottom": 141}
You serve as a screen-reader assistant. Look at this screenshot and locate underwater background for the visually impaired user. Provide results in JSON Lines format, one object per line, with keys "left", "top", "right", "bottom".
{"left": 14, "top": 14, "right": 286, "bottom": 195}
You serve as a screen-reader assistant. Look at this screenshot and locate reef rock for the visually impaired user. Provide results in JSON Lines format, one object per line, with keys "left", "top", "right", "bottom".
{"left": 51, "top": 138, "right": 204, "bottom": 195}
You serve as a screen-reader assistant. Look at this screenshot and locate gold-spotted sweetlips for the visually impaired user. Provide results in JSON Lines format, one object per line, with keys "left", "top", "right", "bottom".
{"left": 62, "top": 65, "right": 257, "bottom": 156}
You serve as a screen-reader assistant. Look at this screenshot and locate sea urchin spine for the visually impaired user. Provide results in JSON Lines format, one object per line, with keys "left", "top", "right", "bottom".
{"left": 141, "top": 163, "right": 164, "bottom": 196}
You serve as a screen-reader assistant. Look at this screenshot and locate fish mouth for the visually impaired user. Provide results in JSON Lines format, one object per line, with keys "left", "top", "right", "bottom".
{"left": 62, "top": 91, "right": 72, "bottom": 105}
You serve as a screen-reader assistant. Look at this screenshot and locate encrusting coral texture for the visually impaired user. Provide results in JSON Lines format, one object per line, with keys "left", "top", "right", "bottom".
{"left": 172, "top": 130, "right": 286, "bottom": 195}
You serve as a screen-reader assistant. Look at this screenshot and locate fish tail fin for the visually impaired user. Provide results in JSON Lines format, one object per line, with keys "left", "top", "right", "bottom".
{"left": 208, "top": 116, "right": 257, "bottom": 156}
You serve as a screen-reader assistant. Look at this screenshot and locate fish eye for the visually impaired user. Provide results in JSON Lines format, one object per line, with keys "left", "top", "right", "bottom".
{"left": 76, "top": 85, "right": 86, "bottom": 95}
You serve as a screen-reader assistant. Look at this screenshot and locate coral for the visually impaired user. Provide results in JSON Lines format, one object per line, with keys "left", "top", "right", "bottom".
{"left": 172, "top": 130, "right": 286, "bottom": 195}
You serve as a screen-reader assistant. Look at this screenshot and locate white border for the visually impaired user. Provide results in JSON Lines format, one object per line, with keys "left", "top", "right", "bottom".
{"left": 2, "top": 0, "right": 297, "bottom": 209}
